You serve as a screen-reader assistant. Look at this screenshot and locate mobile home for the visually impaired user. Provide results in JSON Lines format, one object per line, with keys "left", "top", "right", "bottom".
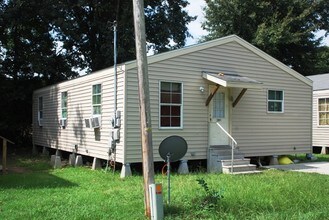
{"left": 307, "top": 73, "right": 329, "bottom": 153}
{"left": 33, "top": 35, "right": 312, "bottom": 176}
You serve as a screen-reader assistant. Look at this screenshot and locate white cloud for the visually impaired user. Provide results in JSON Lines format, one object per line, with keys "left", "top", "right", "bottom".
{"left": 185, "top": 0, "right": 208, "bottom": 46}
{"left": 316, "top": 30, "right": 329, "bottom": 46}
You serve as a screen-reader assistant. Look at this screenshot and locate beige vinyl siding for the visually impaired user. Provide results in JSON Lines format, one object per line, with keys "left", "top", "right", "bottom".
{"left": 33, "top": 35, "right": 312, "bottom": 164}
{"left": 33, "top": 66, "right": 126, "bottom": 162}
{"left": 224, "top": 42, "right": 312, "bottom": 156}
{"left": 312, "top": 90, "right": 329, "bottom": 147}
{"left": 124, "top": 41, "right": 311, "bottom": 163}
{"left": 125, "top": 64, "right": 209, "bottom": 163}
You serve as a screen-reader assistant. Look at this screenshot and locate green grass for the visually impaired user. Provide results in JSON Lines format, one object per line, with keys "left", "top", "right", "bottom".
{"left": 1, "top": 155, "right": 329, "bottom": 219}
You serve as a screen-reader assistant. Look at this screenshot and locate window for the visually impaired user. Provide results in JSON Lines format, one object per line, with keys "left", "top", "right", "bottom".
{"left": 267, "top": 90, "right": 284, "bottom": 113}
{"left": 92, "top": 84, "right": 101, "bottom": 115}
{"left": 213, "top": 92, "right": 225, "bottom": 118}
{"left": 160, "top": 82, "right": 182, "bottom": 128}
{"left": 61, "top": 92, "right": 68, "bottom": 119}
{"left": 38, "top": 96, "right": 43, "bottom": 121}
{"left": 319, "top": 98, "right": 329, "bottom": 125}
{"left": 38, "top": 96, "right": 43, "bottom": 126}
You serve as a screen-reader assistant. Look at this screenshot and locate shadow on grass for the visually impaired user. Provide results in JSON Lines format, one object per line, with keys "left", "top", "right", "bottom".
{"left": 164, "top": 204, "right": 186, "bottom": 217}
{"left": 0, "top": 172, "right": 78, "bottom": 189}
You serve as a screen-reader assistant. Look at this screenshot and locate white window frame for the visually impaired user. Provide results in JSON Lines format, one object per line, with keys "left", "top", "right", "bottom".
{"left": 159, "top": 81, "right": 183, "bottom": 129}
{"left": 212, "top": 92, "right": 225, "bottom": 119}
{"left": 38, "top": 96, "right": 43, "bottom": 126}
{"left": 318, "top": 97, "right": 329, "bottom": 126}
{"left": 61, "top": 91, "right": 68, "bottom": 119}
{"left": 92, "top": 84, "right": 102, "bottom": 116}
{"left": 267, "top": 89, "right": 284, "bottom": 113}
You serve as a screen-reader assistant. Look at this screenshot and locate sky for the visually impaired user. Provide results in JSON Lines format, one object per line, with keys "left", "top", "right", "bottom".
{"left": 185, "top": 0, "right": 329, "bottom": 47}
{"left": 185, "top": 0, "right": 208, "bottom": 46}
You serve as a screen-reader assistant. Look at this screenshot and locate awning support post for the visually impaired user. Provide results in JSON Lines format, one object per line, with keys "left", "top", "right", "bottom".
{"left": 205, "top": 84, "right": 220, "bottom": 106}
{"left": 232, "top": 88, "right": 247, "bottom": 108}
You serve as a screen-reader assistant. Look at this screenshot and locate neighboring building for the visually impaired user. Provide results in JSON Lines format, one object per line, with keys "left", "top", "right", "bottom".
{"left": 33, "top": 35, "right": 313, "bottom": 176}
{"left": 307, "top": 73, "right": 329, "bottom": 153}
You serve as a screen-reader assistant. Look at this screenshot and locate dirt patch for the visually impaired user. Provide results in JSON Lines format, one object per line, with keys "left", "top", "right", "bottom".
{"left": 7, "top": 166, "right": 30, "bottom": 174}
{"left": 1, "top": 165, "right": 31, "bottom": 174}
{"left": 1, "top": 154, "right": 32, "bottom": 174}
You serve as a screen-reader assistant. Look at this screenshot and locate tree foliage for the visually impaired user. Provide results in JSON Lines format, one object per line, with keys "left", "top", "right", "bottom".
{"left": 53, "top": 0, "right": 194, "bottom": 73}
{"left": 0, "top": 0, "right": 77, "bottom": 147}
{"left": 0, "top": 0, "right": 194, "bottom": 146}
{"left": 0, "top": 0, "right": 77, "bottom": 82}
{"left": 202, "top": 0, "right": 329, "bottom": 75}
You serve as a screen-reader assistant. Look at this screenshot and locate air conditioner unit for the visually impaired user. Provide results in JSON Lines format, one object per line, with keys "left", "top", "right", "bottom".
{"left": 60, "top": 118, "right": 67, "bottom": 128}
{"left": 91, "top": 116, "right": 101, "bottom": 128}
{"left": 85, "top": 118, "right": 91, "bottom": 128}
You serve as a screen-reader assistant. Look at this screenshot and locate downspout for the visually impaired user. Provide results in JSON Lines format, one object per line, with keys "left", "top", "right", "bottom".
{"left": 112, "top": 21, "right": 118, "bottom": 173}
{"left": 113, "top": 21, "right": 118, "bottom": 117}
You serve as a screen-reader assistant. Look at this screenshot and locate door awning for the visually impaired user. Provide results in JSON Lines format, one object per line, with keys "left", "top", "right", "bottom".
{"left": 202, "top": 71, "right": 263, "bottom": 89}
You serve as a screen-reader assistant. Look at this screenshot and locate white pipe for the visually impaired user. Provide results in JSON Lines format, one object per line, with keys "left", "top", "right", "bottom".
{"left": 113, "top": 21, "right": 117, "bottom": 116}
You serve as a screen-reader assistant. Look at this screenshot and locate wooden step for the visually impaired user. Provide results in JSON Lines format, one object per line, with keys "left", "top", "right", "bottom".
{"left": 208, "top": 145, "right": 253, "bottom": 174}
{"left": 221, "top": 158, "right": 251, "bottom": 166}
{"left": 222, "top": 164, "right": 257, "bottom": 174}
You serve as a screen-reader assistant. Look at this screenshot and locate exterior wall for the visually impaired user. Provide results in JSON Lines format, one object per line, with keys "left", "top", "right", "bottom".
{"left": 33, "top": 36, "right": 312, "bottom": 164}
{"left": 125, "top": 63, "right": 209, "bottom": 163}
{"left": 227, "top": 43, "right": 312, "bottom": 156}
{"left": 32, "top": 66, "right": 126, "bottom": 162}
{"left": 124, "top": 41, "right": 312, "bottom": 163}
{"left": 312, "top": 90, "right": 329, "bottom": 147}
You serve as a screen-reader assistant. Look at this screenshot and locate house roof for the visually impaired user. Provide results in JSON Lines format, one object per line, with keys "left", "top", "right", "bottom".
{"left": 126, "top": 35, "right": 312, "bottom": 87}
{"left": 202, "top": 71, "right": 263, "bottom": 89}
{"left": 307, "top": 73, "right": 329, "bottom": 91}
{"left": 35, "top": 35, "right": 312, "bottom": 94}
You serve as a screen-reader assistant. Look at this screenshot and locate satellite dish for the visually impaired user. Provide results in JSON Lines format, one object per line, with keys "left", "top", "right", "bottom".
{"left": 159, "top": 135, "right": 188, "bottom": 162}
{"left": 159, "top": 135, "right": 188, "bottom": 204}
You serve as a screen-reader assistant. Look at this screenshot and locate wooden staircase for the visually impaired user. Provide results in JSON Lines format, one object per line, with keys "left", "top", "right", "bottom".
{"left": 208, "top": 145, "right": 261, "bottom": 174}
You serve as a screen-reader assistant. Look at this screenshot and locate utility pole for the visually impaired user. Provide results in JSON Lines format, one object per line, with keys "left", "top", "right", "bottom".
{"left": 132, "top": 0, "right": 155, "bottom": 218}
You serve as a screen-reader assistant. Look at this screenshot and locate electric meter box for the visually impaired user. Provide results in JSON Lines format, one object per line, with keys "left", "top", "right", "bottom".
{"left": 149, "top": 183, "right": 164, "bottom": 220}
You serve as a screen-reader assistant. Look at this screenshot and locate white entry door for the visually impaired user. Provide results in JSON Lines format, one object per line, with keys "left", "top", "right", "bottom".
{"left": 208, "top": 85, "right": 230, "bottom": 146}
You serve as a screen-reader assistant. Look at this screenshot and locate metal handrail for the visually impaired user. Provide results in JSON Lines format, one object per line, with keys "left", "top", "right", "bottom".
{"left": 216, "top": 122, "right": 237, "bottom": 174}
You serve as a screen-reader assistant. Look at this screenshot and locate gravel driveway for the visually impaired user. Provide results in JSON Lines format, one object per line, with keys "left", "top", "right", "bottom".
{"left": 266, "top": 162, "right": 329, "bottom": 175}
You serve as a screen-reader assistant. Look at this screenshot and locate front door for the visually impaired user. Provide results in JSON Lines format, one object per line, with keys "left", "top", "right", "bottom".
{"left": 208, "top": 85, "right": 230, "bottom": 146}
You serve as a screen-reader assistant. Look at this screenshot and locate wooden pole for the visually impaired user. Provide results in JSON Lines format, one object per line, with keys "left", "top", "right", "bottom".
{"left": 0, "top": 136, "right": 14, "bottom": 174}
{"left": 2, "top": 139, "right": 7, "bottom": 173}
{"left": 132, "top": 0, "right": 155, "bottom": 217}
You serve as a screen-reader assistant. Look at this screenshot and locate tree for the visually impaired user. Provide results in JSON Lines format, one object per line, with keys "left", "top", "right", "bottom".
{"left": 0, "top": 0, "right": 78, "bottom": 147}
{"left": 0, "top": 0, "right": 195, "bottom": 147}
{"left": 202, "top": 0, "right": 329, "bottom": 75}
{"left": 0, "top": 0, "right": 78, "bottom": 82}
{"left": 315, "top": 46, "right": 329, "bottom": 74}
{"left": 54, "top": 0, "right": 195, "bottom": 73}
{"left": 1, "top": 0, "right": 194, "bottom": 79}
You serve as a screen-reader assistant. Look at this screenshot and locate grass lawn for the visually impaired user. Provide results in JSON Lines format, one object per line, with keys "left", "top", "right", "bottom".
{"left": 1, "top": 155, "right": 329, "bottom": 219}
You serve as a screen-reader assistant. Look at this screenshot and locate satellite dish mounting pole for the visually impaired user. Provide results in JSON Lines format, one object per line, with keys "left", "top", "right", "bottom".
{"left": 159, "top": 136, "right": 188, "bottom": 205}
{"left": 167, "top": 153, "right": 171, "bottom": 204}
